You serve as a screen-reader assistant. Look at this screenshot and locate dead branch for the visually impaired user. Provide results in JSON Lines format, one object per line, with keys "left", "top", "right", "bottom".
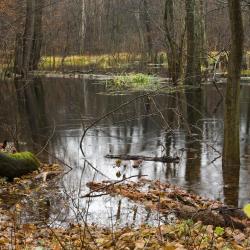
{"left": 105, "top": 154, "right": 180, "bottom": 163}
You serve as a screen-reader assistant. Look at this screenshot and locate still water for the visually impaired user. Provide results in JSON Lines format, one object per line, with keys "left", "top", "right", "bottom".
{"left": 0, "top": 76, "right": 250, "bottom": 226}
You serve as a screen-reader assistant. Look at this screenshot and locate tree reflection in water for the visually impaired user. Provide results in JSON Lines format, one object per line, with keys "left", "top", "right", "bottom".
{"left": 0, "top": 77, "right": 249, "bottom": 225}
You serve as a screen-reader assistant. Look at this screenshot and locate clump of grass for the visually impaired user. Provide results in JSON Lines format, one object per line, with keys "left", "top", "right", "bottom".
{"left": 110, "top": 73, "right": 160, "bottom": 91}
{"left": 242, "top": 69, "right": 250, "bottom": 76}
{"left": 39, "top": 53, "right": 144, "bottom": 71}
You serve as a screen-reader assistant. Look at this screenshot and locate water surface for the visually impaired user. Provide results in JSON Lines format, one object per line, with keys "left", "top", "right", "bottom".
{"left": 0, "top": 76, "right": 250, "bottom": 226}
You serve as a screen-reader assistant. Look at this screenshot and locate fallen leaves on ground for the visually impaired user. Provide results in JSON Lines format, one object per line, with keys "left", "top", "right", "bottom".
{"left": 0, "top": 163, "right": 63, "bottom": 208}
{"left": 85, "top": 179, "right": 250, "bottom": 249}
{"left": 0, "top": 169, "right": 250, "bottom": 249}
{"left": 0, "top": 214, "right": 249, "bottom": 249}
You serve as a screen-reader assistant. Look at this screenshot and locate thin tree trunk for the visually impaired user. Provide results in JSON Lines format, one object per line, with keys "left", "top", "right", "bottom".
{"left": 164, "top": 0, "right": 184, "bottom": 84}
{"left": 13, "top": 33, "right": 23, "bottom": 75}
{"left": 142, "top": 0, "right": 153, "bottom": 61}
{"left": 80, "top": 0, "right": 87, "bottom": 54}
{"left": 134, "top": 6, "right": 145, "bottom": 58}
{"left": 198, "top": 0, "right": 207, "bottom": 69}
{"left": 22, "top": 0, "right": 35, "bottom": 76}
{"left": 185, "top": 0, "right": 201, "bottom": 85}
{"left": 30, "top": 0, "right": 44, "bottom": 70}
{"left": 223, "top": 0, "right": 244, "bottom": 166}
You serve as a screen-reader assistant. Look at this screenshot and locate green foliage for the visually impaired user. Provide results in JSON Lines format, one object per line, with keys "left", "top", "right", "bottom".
{"left": 214, "top": 226, "right": 225, "bottom": 236}
{"left": 177, "top": 219, "right": 194, "bottom": 237}
{"left": 243, "top": 204, "right": 250, "bottom": 218}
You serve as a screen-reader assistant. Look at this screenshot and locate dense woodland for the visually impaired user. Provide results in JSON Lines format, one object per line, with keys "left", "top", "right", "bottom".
{"left": 0, "top": 1, "right": 250, "bottom": 71}
{"left": 0, "top": 0, "right": 249, "bottom": 165}
{"left": 1, "top": 0, "right": 250, "bottom": 249}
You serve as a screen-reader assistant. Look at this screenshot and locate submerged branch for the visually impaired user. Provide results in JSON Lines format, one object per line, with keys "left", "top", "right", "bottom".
{"left": 105, "top": 154, "right": 180, "bottom": 163}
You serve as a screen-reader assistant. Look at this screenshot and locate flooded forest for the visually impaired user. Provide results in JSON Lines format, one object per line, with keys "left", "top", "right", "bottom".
{"left": 1, "top": 0, "right": 250, "bottom": 249}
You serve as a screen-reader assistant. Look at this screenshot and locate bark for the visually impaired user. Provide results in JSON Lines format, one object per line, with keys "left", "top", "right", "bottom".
{"left": 198, "top": 0, "right": 208, "bottom": 69}
{"left": 14, "top": 0, "right": 44, "bottom": 76}
{"left": 13, "top": 33, "right": 23, "bottom": 75}
{"left": 185, "top": 0, "right": 201, "bottom": 85}
{"left": 222, "top": 0, "right": 244, "bottom": 167}
{"left": 79, "top": 0, "right": 87, "bottom": 54}
{"left": 164, "top": 0, "right": 185, "bottom": 84}
{"left": 185, "top": 89, "right": 202, "bottom": 186}
{"left": 22, "top": 0, "right": 35, "bottom": 76}
{"left": 30, "top": 0, "right": 44, "bottom": 70}
{"left": 134, "top": 5, "right": 145, "bottom": 57}
{"left": 142, "top": 0, "right": 153, "bottom": 60}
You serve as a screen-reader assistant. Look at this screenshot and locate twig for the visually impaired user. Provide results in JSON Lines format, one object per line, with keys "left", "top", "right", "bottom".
{"left": 36, "top": 119, "right": 56, "bottom": 156}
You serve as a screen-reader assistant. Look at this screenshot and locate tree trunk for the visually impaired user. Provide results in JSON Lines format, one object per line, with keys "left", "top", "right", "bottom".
{"left": 13, "top": 33, "right": 23, "bottom": 75}
{"left": 222, "top": 0, "right": 244, "bottom": 167}
{"left": 79, "top": 0, "right": 87, "bottom": 54}
{"left": 22, "top": 0, "right": 35, "bottom": 76}
{"left": 142, "top": 0, "right": 153, "bottom": 61}
{"left": 185, "top": 0, "right": 201, "bottom": 85}
{"left": 164, "top": 0, "right": 184, "bottom": 84}
{"left": 14, "top": 0, "right": 44, "bottom": 76}
{"left": 197, "top": 0, "right": 208, "bottom": 70}
{"left": 30, "top": 0, "right": 44, "bottom": 70}
{"left": 134, "top": 5, "right": 145, "bottom": 58}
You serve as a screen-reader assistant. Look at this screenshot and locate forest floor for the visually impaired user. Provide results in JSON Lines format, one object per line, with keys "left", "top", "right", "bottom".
{"left": 0, "top": 164, "right": 250, "bottom": 249}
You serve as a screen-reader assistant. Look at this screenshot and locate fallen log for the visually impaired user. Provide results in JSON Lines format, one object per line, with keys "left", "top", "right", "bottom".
{"left": 68, "top": 69, "right": 94, "bottom": 74}
{"left": 105, "top": 154, "right": 180, "bottom": 163}
{"left": 0, "top": 152, "right": 40, "bottom": 179}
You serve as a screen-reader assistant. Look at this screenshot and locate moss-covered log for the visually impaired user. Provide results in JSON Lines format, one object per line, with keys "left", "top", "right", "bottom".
{"left": 0, "top": 152, "right": 40, "bottom": 179}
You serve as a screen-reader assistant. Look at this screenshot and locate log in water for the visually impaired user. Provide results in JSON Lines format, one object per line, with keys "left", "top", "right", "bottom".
{"left": 105, "top": 154, "right": 180, "bottom": 163}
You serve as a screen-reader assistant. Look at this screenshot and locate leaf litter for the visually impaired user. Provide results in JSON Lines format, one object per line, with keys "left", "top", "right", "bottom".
{"left": 0, "top": 164, "right": 250, "bottom": 249}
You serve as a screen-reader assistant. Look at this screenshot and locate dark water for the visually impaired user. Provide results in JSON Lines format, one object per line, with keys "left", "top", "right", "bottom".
{"left": 0, "top": 76, "right": 250, "bottom": 226}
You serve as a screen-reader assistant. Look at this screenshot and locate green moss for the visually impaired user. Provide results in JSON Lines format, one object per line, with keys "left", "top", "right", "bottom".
{"left": 10, "top": 152, "right": 40, "bottom": 168}
{"left": 0, "top": 152, "right": 40, "bottom": 179}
